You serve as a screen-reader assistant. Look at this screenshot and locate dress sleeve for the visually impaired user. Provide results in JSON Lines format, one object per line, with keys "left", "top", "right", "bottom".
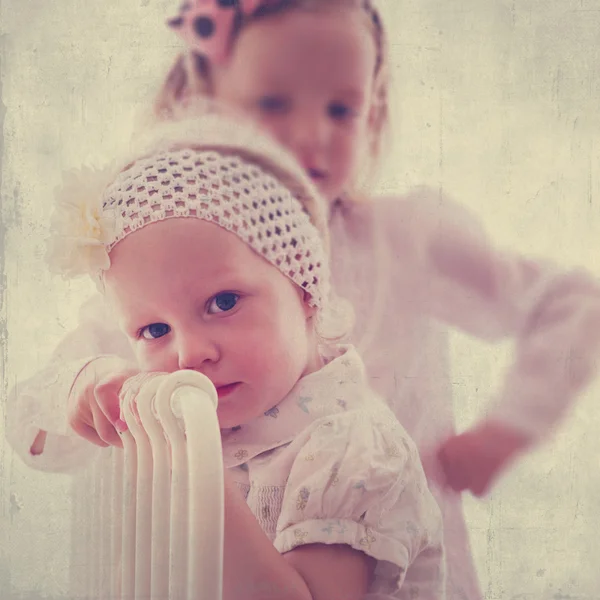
{"left": 273, "top": 411, "right": 445, "bottom": 598}
{"left": 381, "top": 187, "right": 600, "bottom": 439}
{"left": 5, "top": 294, "right": 135, "bottom": 472}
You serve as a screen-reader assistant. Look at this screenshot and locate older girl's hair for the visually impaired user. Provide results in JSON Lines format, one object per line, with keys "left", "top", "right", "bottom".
{"left": 155, "top": 0, "right": 390, "bottom": 200}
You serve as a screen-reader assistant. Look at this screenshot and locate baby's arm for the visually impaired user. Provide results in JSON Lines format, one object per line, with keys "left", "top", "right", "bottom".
{"left": 5, "top": 294, "right": 137, "bottom": 472}
{"left": 384, "top": 188, "right": 600, "bottom": 493}
{"left": 221, "top": 469, "right": 372, "bottom": 600}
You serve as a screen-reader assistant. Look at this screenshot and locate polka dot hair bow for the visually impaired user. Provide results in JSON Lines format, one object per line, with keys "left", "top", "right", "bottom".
{"left": 168, "top": 0, "right": 273, "bottom": 64}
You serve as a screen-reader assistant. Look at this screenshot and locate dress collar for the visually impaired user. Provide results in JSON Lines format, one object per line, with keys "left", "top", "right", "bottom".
{"left": 221, "top": 345, "right": 369, "bottom": 468}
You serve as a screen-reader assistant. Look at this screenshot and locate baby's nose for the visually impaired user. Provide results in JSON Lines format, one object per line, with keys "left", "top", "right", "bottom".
{"left": 177, "top": 333, "right": 220, "bottom": 371}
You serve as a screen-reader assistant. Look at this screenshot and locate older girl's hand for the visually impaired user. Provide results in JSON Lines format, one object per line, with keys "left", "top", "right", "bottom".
{"left": 433, "top": 421, "right": 532, "bottom": 497}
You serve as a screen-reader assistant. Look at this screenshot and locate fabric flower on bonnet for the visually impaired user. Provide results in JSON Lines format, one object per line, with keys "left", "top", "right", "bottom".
{"left": 47, "top": 165, "right": 118, "bottom": 279}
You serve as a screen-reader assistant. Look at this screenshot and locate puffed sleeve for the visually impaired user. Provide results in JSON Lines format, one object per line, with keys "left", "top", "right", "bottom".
{"left": 273, "top": 410, "right": 445, "bottom": 598}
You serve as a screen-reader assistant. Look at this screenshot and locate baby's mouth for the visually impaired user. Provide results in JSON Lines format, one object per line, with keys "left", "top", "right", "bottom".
{"left": 216, "top": 382, "right": 241, "bottom": 398}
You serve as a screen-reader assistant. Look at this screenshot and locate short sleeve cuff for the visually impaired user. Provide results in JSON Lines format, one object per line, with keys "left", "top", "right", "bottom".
{"left": 274, "top": 518, "right": 409, "bottom": 570}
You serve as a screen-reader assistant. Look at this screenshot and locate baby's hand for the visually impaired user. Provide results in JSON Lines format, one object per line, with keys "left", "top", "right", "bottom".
{"left": 432, "top": 421, "right": 532, "bottom": 497}
{"left": 68, "top": 356, "right": 140, "bottom": 448}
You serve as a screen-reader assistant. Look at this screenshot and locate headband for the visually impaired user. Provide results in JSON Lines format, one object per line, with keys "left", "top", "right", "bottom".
{"left": 48, "top": 112, "right": 330, "bottom": 309}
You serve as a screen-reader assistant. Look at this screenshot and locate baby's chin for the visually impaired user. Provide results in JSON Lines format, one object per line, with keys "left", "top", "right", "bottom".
{"left": 215, "top": 397, "right": 248, "bottom": 431}
{"left": 217, "top": 413, "right": 246, "bottom": 432}
{"left": 216, "top": 394, "right": 276, "bottom": 432}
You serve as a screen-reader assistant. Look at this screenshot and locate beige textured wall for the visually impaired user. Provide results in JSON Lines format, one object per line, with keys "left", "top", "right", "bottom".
{"left": 1, "top": 1, "right": 599, "bottom": 598}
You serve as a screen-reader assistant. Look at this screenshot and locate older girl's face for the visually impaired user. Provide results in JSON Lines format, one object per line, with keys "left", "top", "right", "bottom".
{"left": 214, "top": 9, "right": 377, "bottom": 203}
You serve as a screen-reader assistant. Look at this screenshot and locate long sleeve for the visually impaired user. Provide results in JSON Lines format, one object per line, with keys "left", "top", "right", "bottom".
{"left": 5, "top": 293, "right": 135, "bottom": 472}
{"left": 380, "top": 187, "right": 600, "bottom": 440}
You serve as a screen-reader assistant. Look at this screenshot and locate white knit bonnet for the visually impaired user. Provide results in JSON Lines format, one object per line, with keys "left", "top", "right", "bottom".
{"left": 47, "top": 109, "right": 353, "bottom": 338}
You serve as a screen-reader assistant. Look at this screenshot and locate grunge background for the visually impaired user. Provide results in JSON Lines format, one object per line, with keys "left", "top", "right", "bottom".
{"left": 1, "top": 1, "right": 599, "bottom": 598}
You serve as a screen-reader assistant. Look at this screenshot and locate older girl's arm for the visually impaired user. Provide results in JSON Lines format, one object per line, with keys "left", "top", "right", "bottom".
{"left": 385, "top": 188, "right": 600, "bottom": 441}
{"left": 6, "top": 294, "right": 135, "bottom": 471}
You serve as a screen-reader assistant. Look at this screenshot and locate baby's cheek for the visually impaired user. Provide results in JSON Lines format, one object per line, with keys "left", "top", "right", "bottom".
{"left": 228, "top": 314, "right": 303, "bottom": 378}
{"left": 135, "top": 345, "right": 170, "bottom": 373}
{"left": 233, "top": 330, "right": 280, "bottom": 380}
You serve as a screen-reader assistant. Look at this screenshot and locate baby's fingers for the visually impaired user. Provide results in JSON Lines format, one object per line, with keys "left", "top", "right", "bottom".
{"left": 90, "top": 400, "right": 123, "bottom": 448}
{"left": 95, "top": 369, "right": 140, "bottom": 431}
{"left": 70, "top": 415, "right": 110, "bottom": 448}
{"left": 68, "top": 398, "right": 109, "bottom": 448}
{"left": 95, "top": 376, "right": 127, "bottom": 423}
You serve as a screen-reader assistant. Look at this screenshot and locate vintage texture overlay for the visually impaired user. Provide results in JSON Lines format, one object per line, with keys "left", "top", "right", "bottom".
{"left": 1, "top": 1, "right": 599, "bottom": 598}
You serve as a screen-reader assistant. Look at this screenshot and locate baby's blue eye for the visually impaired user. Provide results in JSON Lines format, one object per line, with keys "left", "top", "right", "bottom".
{"left": 141, "top": 323, "right": 171, "bottom": 340}
{"left": 208, "top": 292, "right": 239, "bottom": 314}
{"left": 257, "top": 96, "right": 289, "bottom": 114}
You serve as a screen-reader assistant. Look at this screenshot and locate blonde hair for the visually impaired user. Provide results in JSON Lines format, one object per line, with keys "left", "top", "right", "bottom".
{"left": 155, "top": 0, "right": 390, "bottom": 201}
